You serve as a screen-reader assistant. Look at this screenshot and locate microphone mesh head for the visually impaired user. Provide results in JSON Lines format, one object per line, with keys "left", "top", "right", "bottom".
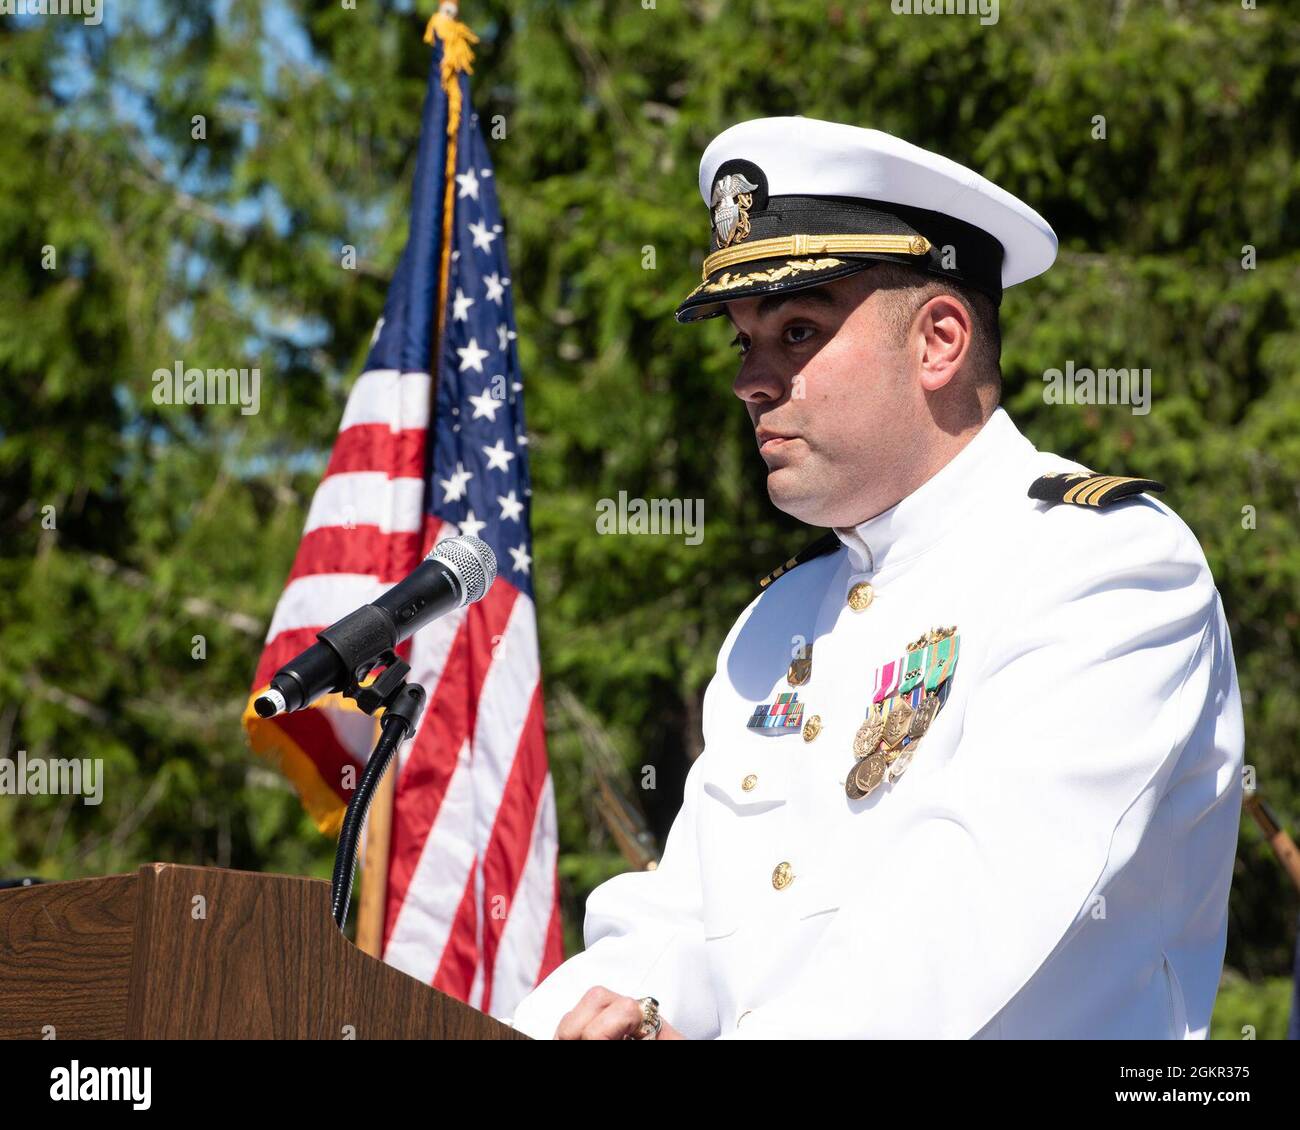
{"left": 431, "top": 534, "right": 498, "bottom": 605}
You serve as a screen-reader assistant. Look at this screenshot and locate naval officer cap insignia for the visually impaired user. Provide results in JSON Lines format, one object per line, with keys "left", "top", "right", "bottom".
{"left": 675, "top": 116, "right": 1059, "bottom": 324}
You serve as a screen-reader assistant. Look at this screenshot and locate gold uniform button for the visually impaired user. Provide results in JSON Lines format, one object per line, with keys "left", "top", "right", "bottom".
{"left": 771, "top": 861, "right": 795, "bottom": 890}
{"left": 847, "top": 581, "right": 874, "bottom": 611}
{"left": 802, "top": 714, "right": 822, "bottom": 742}
{"left": 741, "top": 773, "right": 758, "bottom": 792}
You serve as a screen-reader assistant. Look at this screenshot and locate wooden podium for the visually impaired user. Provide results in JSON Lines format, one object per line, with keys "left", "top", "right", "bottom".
{"left": 0, "top": 863, "right": 527, "bottom": 1039}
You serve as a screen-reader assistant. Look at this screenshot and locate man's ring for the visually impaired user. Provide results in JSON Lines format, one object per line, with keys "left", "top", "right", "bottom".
{"left": 635, "top": 996, "right": 661, "bottom": 1039}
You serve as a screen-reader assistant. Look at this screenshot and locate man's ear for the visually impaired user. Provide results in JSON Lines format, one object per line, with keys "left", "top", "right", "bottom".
{"left": 916, "top": 294, "right": 972, "bottom": 392}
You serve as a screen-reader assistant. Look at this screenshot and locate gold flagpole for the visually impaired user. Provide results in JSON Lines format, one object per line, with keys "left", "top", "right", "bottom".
{"left": 1244, "top": 792, "right": 1300, "bottom": 895}
{"left": 355, "top": 0, "right": 478, "bottom": 959}
{"left": 356, "top": 759, "right": 395, "bottom": 955}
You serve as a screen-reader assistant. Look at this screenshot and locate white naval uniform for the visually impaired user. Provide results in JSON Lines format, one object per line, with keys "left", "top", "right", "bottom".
{"left": 509, "top": 408, "right": 1244, "bottom": 1039}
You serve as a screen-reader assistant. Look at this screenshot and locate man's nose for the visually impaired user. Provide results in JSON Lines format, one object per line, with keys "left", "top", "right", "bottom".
{"left": 732, "top": 355, "right": 788, "bottom": 405}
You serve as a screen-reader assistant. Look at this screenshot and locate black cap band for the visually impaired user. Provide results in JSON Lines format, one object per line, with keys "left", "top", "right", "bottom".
{"left": 718, "top": 194, "right": 1005, "bottom": 303}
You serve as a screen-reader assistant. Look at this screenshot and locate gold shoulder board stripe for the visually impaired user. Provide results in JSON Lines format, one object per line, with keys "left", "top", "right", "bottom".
{"left": 1028, "top": 472, "right": 1165, "bottom": 509}
{"left": 758, "top": 531, "right": 841, "bottom": 589}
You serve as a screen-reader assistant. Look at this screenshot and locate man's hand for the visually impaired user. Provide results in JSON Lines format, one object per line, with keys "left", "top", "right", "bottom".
{"left": 553, "top": 987, "right": 686, "bottom": 1040}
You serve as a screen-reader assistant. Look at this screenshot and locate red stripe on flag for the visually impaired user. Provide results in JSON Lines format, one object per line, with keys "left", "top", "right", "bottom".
{"left": 541, "top": 874, "right": 565, "bottom": 983}
{"left": 476, "top": 685, "right": 549, "bottom": 1013}
{"left": 263, "top": 706, "right": 356, "bottom": 802}
{"left": 286, "top": 525, "right": 426, "bottom": 585}
{"left": 325, "top": 424, "right": 426, "bottom": 479}
{"left": 253, "top": 627, "right": 323, "bottom": 690}
{"left": 432, "top": 859, "right": 481, "bottom": 1001}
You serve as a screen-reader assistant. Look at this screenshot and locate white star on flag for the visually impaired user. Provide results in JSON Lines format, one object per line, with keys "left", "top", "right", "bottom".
{"left": 497, "top": 323, "right": 516, "bottom": 352}
{"left": 468, "top": 388, "right": 504, "bottom": 421}
{"left": 439, "top": 461, "right": 474, "bottom": 502}
{"left": 452, "top": 288, "right": 475, "bottom": 321}
{"left": 508, "top": 543, "right": 532, "bottom": 574}
{"left": 455, "top": 168, "right": 479, "bottom": 199}
{"left": 482, "top": 438, "right": 516, "bottom": 472}
{"left": 457, "top": 338, "right": 490, "bottom": 372}
{"left": 483, "top": 272, "right": 505, "bottom": 304}
{"left": 468, "top": 219, "right": 497, "bottom": 252}
{"left": 458, "top": 509, "right": 486, "bottom": 539}
{"left": 497, "top": 490, "right": 524, "bottom": 522}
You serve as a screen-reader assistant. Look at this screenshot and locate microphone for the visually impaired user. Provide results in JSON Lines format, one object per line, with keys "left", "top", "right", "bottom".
{"left": 254, "top": 534, "right": 497, "bottom": 719}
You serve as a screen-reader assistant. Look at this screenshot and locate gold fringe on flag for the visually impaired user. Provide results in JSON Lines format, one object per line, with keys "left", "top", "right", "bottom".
{"left": 242, "top": 691, "right": 366, "bottom": 838}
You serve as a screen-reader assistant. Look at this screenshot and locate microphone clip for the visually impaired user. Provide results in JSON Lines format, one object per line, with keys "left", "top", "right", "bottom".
{"left": 342, "top": 649, "right": 425, "bottom": 734}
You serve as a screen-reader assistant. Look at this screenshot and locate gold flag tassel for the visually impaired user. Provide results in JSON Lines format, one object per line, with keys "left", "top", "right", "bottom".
{"left": 424, "top": 2, "right": 479, "bottom": 134}
{"left": 423, "top": 2, "right": 479, "bottom": 340}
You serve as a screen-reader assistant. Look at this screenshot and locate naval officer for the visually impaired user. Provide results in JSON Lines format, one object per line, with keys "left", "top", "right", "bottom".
{"left": 509, "top": 116, "right": 1244, "bottom": 1040}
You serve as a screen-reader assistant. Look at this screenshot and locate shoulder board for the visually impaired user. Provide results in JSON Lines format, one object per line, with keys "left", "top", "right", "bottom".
{"left": 1028, "top": 471, "right": 1165, "bottom": 509}
{"left": 758, "top": 531, "right": 841, "bottom": 589}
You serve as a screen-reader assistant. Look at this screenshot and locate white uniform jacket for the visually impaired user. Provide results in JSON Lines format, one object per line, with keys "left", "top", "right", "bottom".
{"left": 510, "top": 408, "right": 1244, "bottom": 1039}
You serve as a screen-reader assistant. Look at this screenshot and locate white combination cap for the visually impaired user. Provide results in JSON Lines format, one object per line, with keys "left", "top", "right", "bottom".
{"left": 676, "top": 115, "right": 1058, "bottom": 323}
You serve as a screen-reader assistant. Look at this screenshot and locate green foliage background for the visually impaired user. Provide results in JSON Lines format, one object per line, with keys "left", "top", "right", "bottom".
{"left": 0, "top": 0, "right": 1296, "bottom": 1036}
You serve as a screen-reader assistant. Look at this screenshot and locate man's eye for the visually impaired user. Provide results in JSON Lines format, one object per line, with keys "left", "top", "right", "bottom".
{"left": 784, "top": 325, "right": 815, "bottom": 345}
{"left": 730, "top": 334, "right": 750, "bottom": 355}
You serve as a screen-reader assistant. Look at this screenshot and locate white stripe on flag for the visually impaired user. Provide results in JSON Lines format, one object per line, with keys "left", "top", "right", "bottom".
{"left": 470, "top": 595, "right": 540, "bottom": 810}
{"left": 391, "top": 522, "right": 476, "bottom": 777}
{"left": 303, "top": 473, "right": 426, "bottom": 536}
{"left": 338, "top": 369, "right": 432, "bottom": 431}
{"left": 264, "top": 574, "right": 385, "bottom": 642}
{"left": 392, "top": 601, "right": 470, "bottom": 778}
{"left": 321, "top": 702, "right": 380, "bottom": 768}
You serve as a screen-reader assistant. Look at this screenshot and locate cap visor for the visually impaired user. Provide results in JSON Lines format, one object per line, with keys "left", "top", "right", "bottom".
{"left": 674, "top": 256, "right": 879, "bottom": 323}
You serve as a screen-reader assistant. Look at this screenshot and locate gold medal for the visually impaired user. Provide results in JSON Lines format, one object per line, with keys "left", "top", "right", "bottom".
{"left": 882, "top": 698, "right": 914, "bottom": 748}
{"left": 787, "top": 646, "right": 812, "bottom": 687}
{"left": 853, "top": 753, "right": 888, "bottom": 796}
{"left": 883, "top": 738, "right": 913, "bottom": 764}
{"left": 853, "top": 712, "right": 883, "bottom": 758}
{"left": 844, "top": 768, "right": 866, "bottom": 800}
{"left": 908, "top": 693, "right": 940, "bottom": 740}
{"left": 802, "top": 714, "right": 822, "bottom": 742}
{"left": 887, "top": 745, "right": 916, "bottom": 782}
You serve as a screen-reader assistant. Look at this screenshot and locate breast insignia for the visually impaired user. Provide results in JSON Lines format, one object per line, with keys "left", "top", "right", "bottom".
{"left": 757, "top": 531, "right": 841, "bottom": 589}
{"left": 1028, "top": 471, "right": 1165, "bottom": 509}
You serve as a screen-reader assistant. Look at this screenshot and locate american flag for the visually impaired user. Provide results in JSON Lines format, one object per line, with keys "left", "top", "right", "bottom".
{"left": 243, "top": 13, "right": 563, "bottom": 1019}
